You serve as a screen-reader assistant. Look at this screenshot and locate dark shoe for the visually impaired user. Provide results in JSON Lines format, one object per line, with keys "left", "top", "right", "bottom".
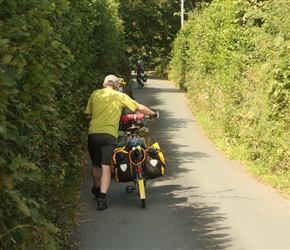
{"left": 97, "top": 199, "right": 108, "bottom": 211}
{"left": 91, "top": 186, "right": 100, "bottom": 199}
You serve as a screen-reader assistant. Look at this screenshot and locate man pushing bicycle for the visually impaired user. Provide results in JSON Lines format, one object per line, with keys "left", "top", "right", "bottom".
{"left": 85, "top": 74, "right": 156, "bottom": 211}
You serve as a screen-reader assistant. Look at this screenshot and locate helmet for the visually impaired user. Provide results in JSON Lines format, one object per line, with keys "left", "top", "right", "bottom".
{"left": 118, "top": 77, "right": 127, "bottom": 85}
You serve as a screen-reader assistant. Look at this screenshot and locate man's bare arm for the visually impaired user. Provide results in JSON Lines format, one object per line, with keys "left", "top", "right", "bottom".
{"left": 136, "top": 104, "right": 155, "bottom": 116}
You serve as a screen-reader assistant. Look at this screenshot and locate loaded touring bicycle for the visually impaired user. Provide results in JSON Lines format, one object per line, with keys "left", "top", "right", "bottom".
{"left": 111, "top": 112, "right": 165, "bottom": 208}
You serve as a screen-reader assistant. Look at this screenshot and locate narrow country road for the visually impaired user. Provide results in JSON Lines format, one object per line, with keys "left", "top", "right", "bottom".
{"left": 75, "top": 73, "right": 290, "bottom": 250}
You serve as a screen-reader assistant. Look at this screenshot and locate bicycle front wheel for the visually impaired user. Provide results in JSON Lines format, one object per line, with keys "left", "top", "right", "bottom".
{"left": 138, "top": 179, "right": 146, "bottom": 208}
{"left": 141, "top": 198, "right": 146, "bottom": 208}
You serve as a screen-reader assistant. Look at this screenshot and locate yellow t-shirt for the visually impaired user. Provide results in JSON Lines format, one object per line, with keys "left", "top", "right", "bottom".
{"left": 85, "top": 88, "right": 139, "bottom": 138}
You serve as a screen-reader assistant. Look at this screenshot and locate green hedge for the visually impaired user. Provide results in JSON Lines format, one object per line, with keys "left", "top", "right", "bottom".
{"left": 0, "top": 0, "right": 129, "bottom": 248}
{"left": 169, "top": 0, "right": 290, "bottom": 195}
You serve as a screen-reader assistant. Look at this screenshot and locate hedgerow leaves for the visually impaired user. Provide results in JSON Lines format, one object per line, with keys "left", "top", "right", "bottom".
{"left": 0, "top": 0, "right": 128, "bottom": 248}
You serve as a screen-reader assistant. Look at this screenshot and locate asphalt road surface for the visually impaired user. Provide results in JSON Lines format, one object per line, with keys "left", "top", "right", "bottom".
{"left": 75, "top": 73, "right": 290, "bottom": 250}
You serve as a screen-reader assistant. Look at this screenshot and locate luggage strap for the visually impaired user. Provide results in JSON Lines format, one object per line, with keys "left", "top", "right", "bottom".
{"left": 128, "top": 146, "right": 146, "bottom": 166}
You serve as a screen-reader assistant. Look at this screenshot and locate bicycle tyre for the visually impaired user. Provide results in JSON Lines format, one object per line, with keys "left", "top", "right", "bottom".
{"left": 141, "top": 198, "right": 146, "bottom": 208}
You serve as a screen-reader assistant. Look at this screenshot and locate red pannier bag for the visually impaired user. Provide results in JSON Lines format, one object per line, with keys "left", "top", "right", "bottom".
{"left": 120, "top": 113, "right": 146, "bottom": 127}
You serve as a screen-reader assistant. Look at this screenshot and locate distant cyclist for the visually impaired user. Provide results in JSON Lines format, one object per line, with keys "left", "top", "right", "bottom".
{"left": 136, "top": 60, "right": 147, "bottom": 89}
{"left": 136, "top": 60, "right": 144, "bottom": 74}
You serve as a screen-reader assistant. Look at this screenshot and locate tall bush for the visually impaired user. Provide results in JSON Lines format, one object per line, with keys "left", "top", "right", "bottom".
{"left": 169, "top": 0, "right": 290, "bottom": 195}
{"left": 0, "top": 0, "right": 129, "bottom": 248}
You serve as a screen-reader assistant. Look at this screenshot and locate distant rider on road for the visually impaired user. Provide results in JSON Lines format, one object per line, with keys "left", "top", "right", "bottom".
{"left": 136, "top": 60, "right": 144, "bottom": 74}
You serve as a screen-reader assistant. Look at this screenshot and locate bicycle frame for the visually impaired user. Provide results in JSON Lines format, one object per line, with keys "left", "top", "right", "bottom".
{"left": 128, "top": 145, "right": 147, "bottom": 208}
{"left": 121, "top": 111, "right": 159, "bottom": 208}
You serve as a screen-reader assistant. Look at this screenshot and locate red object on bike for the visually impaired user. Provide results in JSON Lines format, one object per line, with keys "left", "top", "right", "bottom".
{"left": 120, "top": 113, "right": 145, "bottom": 124}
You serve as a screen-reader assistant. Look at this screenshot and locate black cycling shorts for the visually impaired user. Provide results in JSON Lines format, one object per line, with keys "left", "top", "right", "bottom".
{"left": 87, "top": 133, "right": 117, "bottom": 167}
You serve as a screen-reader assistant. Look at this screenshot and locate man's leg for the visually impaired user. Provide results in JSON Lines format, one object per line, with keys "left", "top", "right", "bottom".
{"left": 97, "top": 134, "right": 117, "bottom": 210}
{"left": 88, "top": 134, "right": 102, "bottom": 198}
{"left": 91, "top": 165, "right": 101, "bottom": 198}
{"left": 91, "top": 165, "right": 101, "bottom": 187}
{"left": 100, "top": 165, "right": 111, "bottom": 194}
{"left": 97, "top": 165, "right": 111, "bottom": 211}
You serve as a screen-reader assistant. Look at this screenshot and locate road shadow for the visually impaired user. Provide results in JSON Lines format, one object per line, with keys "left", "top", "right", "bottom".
{"left": 133, "top": 84, "right": 208, "bottom": 179}
{"left": 74, "top": 77, "right": 234, "bottom": 249}
{"left": 76, "top": 163, "right": 233, "bottom": 250}
{"left": 131, "top": 82, "right": 233, "bottom": 249}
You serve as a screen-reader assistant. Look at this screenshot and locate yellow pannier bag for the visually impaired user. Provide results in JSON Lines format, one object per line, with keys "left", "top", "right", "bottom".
{"left": 151, "top": 142, "right": 165, "bottom": 166}
{"left": 144, "top": 142, "right": 165, "bottom": 179}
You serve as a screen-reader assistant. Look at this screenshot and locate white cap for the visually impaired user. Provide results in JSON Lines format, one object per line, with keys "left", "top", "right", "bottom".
{"left": 104, "top": 75, "right": 119, "bottom": 87}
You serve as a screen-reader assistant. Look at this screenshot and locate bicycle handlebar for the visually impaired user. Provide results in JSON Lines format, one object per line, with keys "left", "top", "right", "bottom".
{"left": 144, "top": 111, "right": 159, "bottom": 120}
